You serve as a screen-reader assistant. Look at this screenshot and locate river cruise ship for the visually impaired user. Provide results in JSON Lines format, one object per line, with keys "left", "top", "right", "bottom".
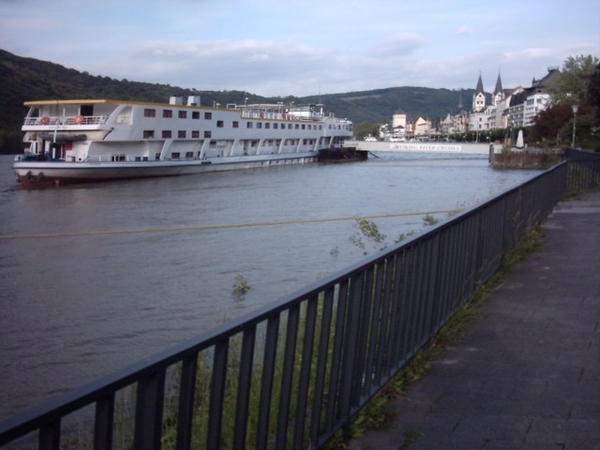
{"left": 14, "top": 96, "right": 353, "bottom": 185}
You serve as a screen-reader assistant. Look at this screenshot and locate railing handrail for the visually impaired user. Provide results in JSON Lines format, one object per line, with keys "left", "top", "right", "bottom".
{"left": 23, "top": 115, "right": 108, "bottom": 126}
{"left": 1, "top": 156, "right": 598, "bottom": 449}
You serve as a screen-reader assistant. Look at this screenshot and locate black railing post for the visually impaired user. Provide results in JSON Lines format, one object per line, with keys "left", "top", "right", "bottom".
{"left": 94, "top": 393, "right": 115, "bottom": 450}
{"left": 134, "top": 369, "right": 166, "bottom": 450}
{"left": 206, "top": 341, "right": 229, "bottom": 450}
{"left": 176, "top": 355, "right": 198, "bottom": 450}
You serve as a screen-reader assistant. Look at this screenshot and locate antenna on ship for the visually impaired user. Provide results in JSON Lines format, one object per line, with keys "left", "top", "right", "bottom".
{"left": 318, "top": 86, "right": 323, "bottom": 115}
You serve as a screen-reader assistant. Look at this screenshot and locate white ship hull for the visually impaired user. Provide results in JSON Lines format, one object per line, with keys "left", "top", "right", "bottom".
{"left": 14, "top": 153, "right": 317, "bottom": 184}
{"left": 14, "top": 97, "right": 353, "bottom": 186}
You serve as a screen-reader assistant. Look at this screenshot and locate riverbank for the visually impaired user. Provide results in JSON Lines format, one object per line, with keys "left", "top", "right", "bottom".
{"left": 491, "top": 148, "right": 563, "bottom": 169}
{"left": 344, "top": 141, "right": 496, "bottom": 154}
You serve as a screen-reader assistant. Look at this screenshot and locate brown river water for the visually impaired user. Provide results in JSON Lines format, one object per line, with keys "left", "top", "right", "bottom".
{"left": 0, "top": 151, "right": 541, "bottom": 421}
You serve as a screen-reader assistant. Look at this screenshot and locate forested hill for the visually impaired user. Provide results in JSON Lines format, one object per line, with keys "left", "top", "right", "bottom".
{"left": 0, "top": 48, "right": 472, "bottom": 152}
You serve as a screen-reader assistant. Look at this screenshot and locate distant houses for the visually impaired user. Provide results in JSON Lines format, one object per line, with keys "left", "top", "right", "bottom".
{"left": 378, "top": 68, "right": 560, "bottom": 142}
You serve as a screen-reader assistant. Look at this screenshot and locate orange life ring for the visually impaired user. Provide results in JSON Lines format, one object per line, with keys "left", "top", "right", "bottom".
{"left": 282, "top": 113, "right": 287, "bottom": 120}
{"left": 260, "top": 112, "right": 264, "bottom": 118}
{"left": 39, "top": 116, "right": 50, "bottom": 125}
{"left": 74, "top": 115, "right": 84, "bottom": 125}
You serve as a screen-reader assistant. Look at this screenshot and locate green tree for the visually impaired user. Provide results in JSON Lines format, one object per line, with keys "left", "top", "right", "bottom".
{"left": 354, "top": 122, "right": 382, "bottom": 140}
{"left": 550, "top": 54, "right": 599, "bottom": 105}
{"left": 588, "top": 63, "right": 600, "bottom": 120}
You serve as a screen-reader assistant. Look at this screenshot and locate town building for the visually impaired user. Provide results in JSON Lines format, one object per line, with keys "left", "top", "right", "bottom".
{"left": 385, "top": 67, "right": 559, "bottom": 141}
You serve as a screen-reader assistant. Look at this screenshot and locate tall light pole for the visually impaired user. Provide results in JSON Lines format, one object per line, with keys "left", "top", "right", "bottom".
{"left": 571, "top": 104, "right": 579, "bottom": 148}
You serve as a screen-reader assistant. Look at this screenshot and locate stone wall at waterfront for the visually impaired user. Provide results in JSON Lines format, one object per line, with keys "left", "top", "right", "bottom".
{"left": 345, "top": 140, "right": 497, "bottom": 154}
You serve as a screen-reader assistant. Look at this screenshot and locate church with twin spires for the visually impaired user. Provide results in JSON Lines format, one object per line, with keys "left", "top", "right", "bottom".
{"left": 385, "top": 67, "right": 559, "bottom": 141}
{"left": 451, "top": 68, "right": 559, "bottom": 136}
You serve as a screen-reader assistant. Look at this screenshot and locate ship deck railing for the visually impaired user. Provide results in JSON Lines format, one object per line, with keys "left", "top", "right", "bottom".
{"left": 23, "top": 115, "right": 109, "bottom": 127}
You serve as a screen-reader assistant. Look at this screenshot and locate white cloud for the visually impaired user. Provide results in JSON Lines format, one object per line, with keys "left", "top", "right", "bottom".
{"left": 0, "top": 0, "right": 598, "bottom": 96}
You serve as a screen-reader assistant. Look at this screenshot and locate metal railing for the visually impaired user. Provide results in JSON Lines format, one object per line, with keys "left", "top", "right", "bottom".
{"left": 1, "top": 155, "right": 599, "bottom": 450}
{"left": 565, "top": 148, "right": 600, "bottom": 191}
{"left": 23, "top": 115, "right": 108, "bottom": 127}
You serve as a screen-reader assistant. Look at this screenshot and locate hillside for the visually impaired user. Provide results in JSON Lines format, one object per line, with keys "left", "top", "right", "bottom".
{"left": 0, "top": 48, "right": 473, "bottom": 153}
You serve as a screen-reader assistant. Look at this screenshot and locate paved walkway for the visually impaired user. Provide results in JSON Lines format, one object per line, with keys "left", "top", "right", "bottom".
{"left": 350, "top": 192, "right": 600, "bottom": 450}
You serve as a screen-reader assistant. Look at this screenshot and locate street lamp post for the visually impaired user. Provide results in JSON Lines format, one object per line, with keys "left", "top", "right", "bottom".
{"left": 571, "top": 104, "right": 579, "bottom": 148}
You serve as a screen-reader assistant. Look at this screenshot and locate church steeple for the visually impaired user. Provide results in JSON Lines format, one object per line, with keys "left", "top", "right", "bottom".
{"left": 493, "top": 72, "right": 504, "bottom": 106}
{"left": 473, "top": 72, "right": 486, "bottom": 112}
{"left": 475, "top": 72, "right": 485, "bottom": 95}
{"left": 494, "top": 73, "right": 503, "bottom": 96}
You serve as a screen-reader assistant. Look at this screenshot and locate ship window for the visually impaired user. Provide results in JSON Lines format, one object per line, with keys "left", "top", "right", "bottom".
{"left": 265, "top": 123, "right": 270, "bottom": 129}
{"left": 178, "top": 130, "right": 186, "bottom": 138}
{"left": 172, "top": 152, "right": 180, "bottom": 159}
{"left": 204, "top": 130, "right": 212, "bottom": 138}
{"left": 163, "top": 110, "right": 173, "bottom": 118}
{"left": 295, "top": 124, "right": 299, "bottom": 129}
{"left": 185, "top": 151, "right": 193, "bottom": 159}
{"left": 81, "top": 104, "right": 94, "bottom": 116}
{"left": 274, "top": 123, "right": 278, "bottom": 129}
{"left": 257, "top": 122, "right": 262, "bottom": 129}
{"left": 217, "top": 120, "right": 224, "bottom": 128}
{"left": 143, "top": 130, "right": 155, "bottom": 139}
{"left": 192, "top": 130, "right": 200, "bottom": 138}
{"left": 302, "top": 124, "right": 306, "bottom": 130}
{"left": 179, "top": 110, "right": 187, "bottom": 119}
{"left": 155, "top": 153, "right": 160, "bottom": 160}
{"left": 307, "top": 125, "right": 311, "bottom": 130}
{"left": 204, "top": 112, "right": 212, "bottom": 120}
{"left": 192, "top": 111, "right": 200, "bottom": 119}
{"left": 144, "top": 108, "right": 156, "bottom": 117}
{"left": 232, "top": 121, "right": 239, "bottom": 128}
{"left": 288, "top": 124, "right": 292, "bottom": 129}
{"left": 162, "top": 130, "right": 172, "bottom": 138}
{"left": 247, "top": 122, "right": 253, "bottom": 129}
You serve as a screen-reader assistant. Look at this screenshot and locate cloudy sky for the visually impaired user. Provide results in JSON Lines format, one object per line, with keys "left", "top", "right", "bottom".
{"left": 1, "top": 0, "right": 598, "bottom": 97}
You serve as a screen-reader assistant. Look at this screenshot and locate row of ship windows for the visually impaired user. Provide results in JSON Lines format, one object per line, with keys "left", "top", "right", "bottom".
{"left": 141, "top": 129, "right": 320, "bottom": 144}
{"left": 144, "top": 108, "right": 200, "bottom": 119}
{"left": 112, "top": 139, "right": 317, "bottom": 161}
{"left": 141, "top": 122, "right": 328, "bottom": 138}
{"left": 142, "top": 108, "right": 346, "bottom": 130}
{"left": 149, "top": 141, "right": 316, "bottom": 160}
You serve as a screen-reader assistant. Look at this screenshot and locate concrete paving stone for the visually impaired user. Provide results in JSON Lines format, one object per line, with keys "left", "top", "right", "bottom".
{"left": 524, "top": 418, "right": 600, "bottom": 449}
{"left": 449, "top": 415, "right": 533, "bottom": 441}
{"left": 431, "top": 391, "right": 509, "bottom": 416}
{"left": 517, "top": 361, "right": 587, "bottom": 381}
{"left": 499, "top": 395, "right": 572, "bottom": 419}
{"left": 569, "top": 400, "right": 600, "bottom": 421}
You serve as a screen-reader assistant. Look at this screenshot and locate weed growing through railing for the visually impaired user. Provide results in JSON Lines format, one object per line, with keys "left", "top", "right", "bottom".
{"left": 350, "top": 218, "right": 388, "bottom": 255}
{"left": 349, "top": 213, "right": 444, "bottom": 256}
{"left": 232, "top": 274, "right": 251, "bottom": 297}
{"left": 422, "top": 214, "right": 440, "bottom": 226}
